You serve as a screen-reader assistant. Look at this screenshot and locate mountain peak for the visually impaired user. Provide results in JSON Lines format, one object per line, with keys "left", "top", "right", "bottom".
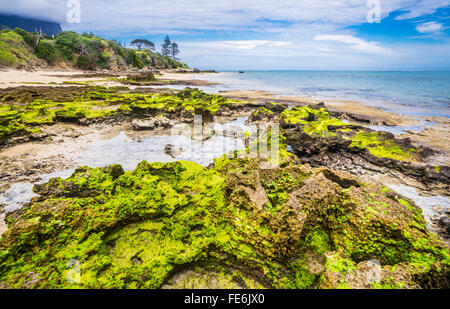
{"left": 0, "top": 13, "right": 62, "bottom": 36}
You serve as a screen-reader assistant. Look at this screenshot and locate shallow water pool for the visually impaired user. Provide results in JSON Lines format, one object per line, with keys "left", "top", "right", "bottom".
{"left": 0, "top": 117, "right": 250, "bottom": 213}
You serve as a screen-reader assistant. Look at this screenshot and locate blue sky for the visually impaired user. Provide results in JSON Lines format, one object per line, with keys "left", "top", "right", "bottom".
{"left": 1, "top": 0, "right": 450, "bottom": 70}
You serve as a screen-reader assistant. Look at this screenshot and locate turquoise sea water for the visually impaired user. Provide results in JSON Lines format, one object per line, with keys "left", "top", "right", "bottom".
{"left": 194, "top": 71, "right": 450, "bottom": 118}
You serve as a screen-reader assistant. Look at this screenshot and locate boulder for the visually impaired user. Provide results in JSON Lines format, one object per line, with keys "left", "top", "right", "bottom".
{"left": 164, "top": 144, "right": 184, "bottom": 158}
{"left": 130, "top": 117, "right": 174, "bottom": 131}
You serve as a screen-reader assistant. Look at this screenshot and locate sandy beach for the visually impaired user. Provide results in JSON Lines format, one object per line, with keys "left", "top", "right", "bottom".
{"left": 0, "top": 69, "right": 94, "bottom": 88}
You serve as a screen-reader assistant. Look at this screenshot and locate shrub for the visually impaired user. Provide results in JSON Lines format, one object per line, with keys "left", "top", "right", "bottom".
{"left": 97, "top": 52, "right": 111, "bottom": 69}
{"left": 35, "top": 41, "right": 57, "bottom": 63}
{"left": 108, "top": 40, "right": 126, "bottom": 58}
{"left": 125, "top": 49, "right": 143, "bottom": 69}
{"left": 55, "top": 31, "right": 82, "bottom": 60}
{"left": 76, "top": 54, "right": 98, "bottom": 70}
{"left": 14, "top": 28, "right": 34, "bottom": 45}
{"left": 89, "top": 38, "right": 106, "bottom": 51}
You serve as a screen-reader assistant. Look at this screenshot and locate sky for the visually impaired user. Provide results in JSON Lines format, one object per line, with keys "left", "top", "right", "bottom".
{"left": 1, "top": 0, "right": 450, "bottom": 70}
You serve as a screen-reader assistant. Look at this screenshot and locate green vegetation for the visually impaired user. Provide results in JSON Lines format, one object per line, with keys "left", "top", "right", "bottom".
{"left": 350, "top": 131, "right": 414, "bottom": 161}
{"left": 0, "top": 157, "right": 447, "bottom": 288}
{"left": 281, "top": 106, "right": 351, "bottom": 137}
{"left": 0, "top": 29, "right": 39, "bottom": 67}
{"left": 0, "top": 87, "right": 242, "bottom": 140}
{"left": 281, "top": 106, "right": 418, "bottom": 161}
{"left": 0, "top": 28, "right": 188, "bottom": 70}
{"left": 161, "top": 35, "right": 180, "bottom": 60}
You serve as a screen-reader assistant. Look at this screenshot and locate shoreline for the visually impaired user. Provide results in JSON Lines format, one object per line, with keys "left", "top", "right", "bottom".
{"left": 0, "top": 69, "right": 448, "bottom": 156}
{"left": 159, "top": 71, "right": 450, "bottom": 156}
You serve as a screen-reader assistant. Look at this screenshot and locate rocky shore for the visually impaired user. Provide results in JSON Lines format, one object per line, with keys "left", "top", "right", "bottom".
{"left": 0, "top": 71, "right": 448, "bottom": 289}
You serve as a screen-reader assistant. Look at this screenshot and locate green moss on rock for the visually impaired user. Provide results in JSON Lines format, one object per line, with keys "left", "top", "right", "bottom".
{"left": 0, "top": 87, "right": 243, "bottom": 141}
{"left": 281, "top": 106, "right": 352, "bottom": 137}
{"left": 0, "top": 157, "right": 448, "bottom": 289}
{"left": 280, "top": 106, "right": 419, "bottom": 162}
{"left": 350, "top": 131, "right": 415, "bottom": 161}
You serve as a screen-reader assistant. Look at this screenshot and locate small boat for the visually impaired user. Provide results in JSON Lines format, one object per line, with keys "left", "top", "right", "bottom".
{"left": 238, "top": 71, "right": 244, "bottom": 74}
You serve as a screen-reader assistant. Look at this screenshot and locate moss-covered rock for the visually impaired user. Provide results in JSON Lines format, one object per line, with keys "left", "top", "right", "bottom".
{"left": 280, "top": 105, "right": 418, "bottom": 161}
{"left": 0, "top": 86, "right": 244, "bottom": 144}
{"left": 0, "top": 157, "right": 448, "bottom": 289}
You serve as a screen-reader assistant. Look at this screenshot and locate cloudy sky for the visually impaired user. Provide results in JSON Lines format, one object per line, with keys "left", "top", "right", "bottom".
{"left": 1, "top": 0, "right": 450, "bottom": 70}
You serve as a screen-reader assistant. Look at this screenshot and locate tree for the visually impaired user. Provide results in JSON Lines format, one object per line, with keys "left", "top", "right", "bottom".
{"left": 161, "top": 35, "right": 172, "bottom": 57}
{"left": 34, "top": 28, "right": 44, "bottom": 47}
{"left": 142, "top": 39, "right": 155, "bottom": 51}
{"left": 171, "top": 42, "right": 180, "bottom": 60}
{"left": 131, "top": 39, "right": 155, "bottom": 51}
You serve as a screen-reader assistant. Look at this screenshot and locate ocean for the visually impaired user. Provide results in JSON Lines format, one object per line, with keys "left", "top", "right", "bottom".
{"left": 188, "top": 71, "right": 450, "bottom": 119}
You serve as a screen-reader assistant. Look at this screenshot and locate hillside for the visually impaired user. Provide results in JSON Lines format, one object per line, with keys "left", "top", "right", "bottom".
{"left": 0, "top": 28, "right": 188, "bottom": 71}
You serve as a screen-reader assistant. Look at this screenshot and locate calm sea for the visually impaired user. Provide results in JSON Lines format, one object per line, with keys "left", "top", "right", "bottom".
{"left": 193, "top": 71, "right": 450, "bottom": 118}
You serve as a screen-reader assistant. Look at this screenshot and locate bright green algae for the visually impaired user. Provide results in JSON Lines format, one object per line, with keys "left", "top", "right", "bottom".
{"left": 0, "top": 87, "right": 243, "bottom": 140}
{"left": 0, "top": 157, "right": 448, "bottom": 289}
{"left": 281, "top": 106, "right": 351, "bottom": 137}
{"left": 0, "top": 90, "right": 447, "bottom": 289}
{"left": 349, "top": 131, "right": 414, "bottom": 161}
{"left": 280, "top": 106, "right": 418, "bottom": 161}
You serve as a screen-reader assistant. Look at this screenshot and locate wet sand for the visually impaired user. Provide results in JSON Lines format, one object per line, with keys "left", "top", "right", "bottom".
{"left": 0, "top": 123, "right": 125, "bottom": 193}
{"left": 0, "top": 69, "right": 95, "bottom": 88}
{"left": 0, "top": 69, "right": 217, "bottom": 89}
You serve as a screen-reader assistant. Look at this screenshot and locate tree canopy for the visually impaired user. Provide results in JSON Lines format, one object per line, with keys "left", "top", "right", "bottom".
{"left": 171, "top": 42, "right": 180, "bottom": 60}
{"left": 161, "top": 35, "right": 181, "bottom": 60}
{"left": 161, "top": 35, "right": 172, "bottom": 57}
{"left": 131, "top": 39, "right": 155, "bottom": 51}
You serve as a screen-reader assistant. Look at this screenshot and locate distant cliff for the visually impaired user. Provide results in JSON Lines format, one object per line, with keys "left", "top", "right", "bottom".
{"left": 0, "top": 14, "right": 62, "bottom": 36}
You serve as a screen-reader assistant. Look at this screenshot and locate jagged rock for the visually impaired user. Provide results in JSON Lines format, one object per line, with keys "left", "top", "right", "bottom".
{"left": 438, "top": 217, "right": 450, "bottom": 234}
{"left": 131, "top": 117, "right": 174, "bottom": 131}
{"left": 277, "top": 105, "right": 449, "bottom": 192}
{"left": 215, "top": 125, "right": 245, "bottom": 138}
{"left": 164, "top": 144, "right": 184, "bottom": 158}
{"left": 333, "top": 111, "right": 394, "bottom": 126}
{"left": 0, "top": 160, "right": 448, "bottom": 289}
{"left": 125, "top": 72, "right": 156, "bottom": 83}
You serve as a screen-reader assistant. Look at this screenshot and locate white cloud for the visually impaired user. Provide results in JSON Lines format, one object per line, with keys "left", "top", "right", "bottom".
{"left": 416, "top": 21, "right": 444, "bottom": 33}
{"left": 316, "top": 48, "right": 335, "bottom": 53}
{"left": 1, "top": 0, "right": 448, "bottom": 70}
{"left": 314, "top": 34, "right": 393, "bottom": 55}
{"left": 1, "top": 0, "right": 449, "bottom": 34}
{"left": 0, "top": 0, "right": 65, "bottom": 23}
{"left": 393, "top": 0, "right": 450, "bottom": 20}
{"left": 186, "top": 40, "right": 292, "bottom": 50}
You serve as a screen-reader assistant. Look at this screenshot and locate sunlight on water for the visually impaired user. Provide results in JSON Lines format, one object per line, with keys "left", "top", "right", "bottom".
{"left": 389, "top": 184, "right": 450, "bottom": 224}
